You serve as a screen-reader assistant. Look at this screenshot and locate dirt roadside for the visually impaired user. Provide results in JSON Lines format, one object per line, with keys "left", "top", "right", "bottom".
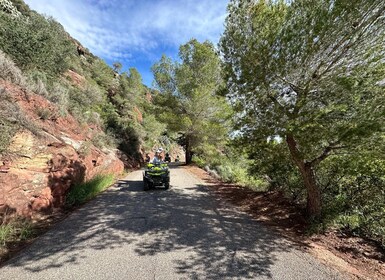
{"left": 184, "top": 165, "right": 385, "bottom": 280}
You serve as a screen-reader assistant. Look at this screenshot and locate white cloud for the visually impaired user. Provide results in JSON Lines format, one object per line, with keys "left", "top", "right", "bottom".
{"left": 24, "top": 0, "right": 228, "bottom": 61}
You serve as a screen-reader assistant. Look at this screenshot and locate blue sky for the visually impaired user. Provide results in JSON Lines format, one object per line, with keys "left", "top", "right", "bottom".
{"left": 23, "top": 0, "right": 229, "bottom": 87}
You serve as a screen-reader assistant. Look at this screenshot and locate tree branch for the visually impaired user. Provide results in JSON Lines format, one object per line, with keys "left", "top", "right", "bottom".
{"left": 310, "top": 142, "right": 347, "bottom": 166}
{"left": 307, "top": 3, "right": 385, "bottom": 86}
{"left": 275, "top": 75, "right": 305, "bottom": 93}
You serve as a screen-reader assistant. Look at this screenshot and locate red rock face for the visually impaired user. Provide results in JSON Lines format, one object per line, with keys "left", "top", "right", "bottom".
{"left": 0, "top": 80, "right": 124, "bottom": 217}
{"left": 65, "top": 70, "right": 86, "bottom": 88}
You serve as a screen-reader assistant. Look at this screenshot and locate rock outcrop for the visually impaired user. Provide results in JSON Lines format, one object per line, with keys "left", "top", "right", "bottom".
{"left": 0, "top": 80, "right": 124, "bottom": 217}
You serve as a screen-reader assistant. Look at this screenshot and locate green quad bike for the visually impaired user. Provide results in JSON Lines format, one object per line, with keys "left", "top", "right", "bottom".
{"left": 143, "top": 162, "right": 170, "bottom": 191}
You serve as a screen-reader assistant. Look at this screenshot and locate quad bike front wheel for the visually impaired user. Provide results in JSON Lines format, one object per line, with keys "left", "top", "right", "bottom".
{"left": 143, "top": 178, "right": 150, "bottom": 191}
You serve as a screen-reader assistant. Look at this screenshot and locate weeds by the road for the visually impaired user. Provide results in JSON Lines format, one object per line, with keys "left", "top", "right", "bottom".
{"left": 66, "top": 174, "right": 115, "bottom": 207}
{"left": 0, "top": 217, "right": 35, "bottom": 247}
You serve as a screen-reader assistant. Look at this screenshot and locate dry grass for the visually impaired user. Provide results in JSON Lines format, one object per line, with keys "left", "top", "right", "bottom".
{"left": 0, "top": 87, "right": 41, "bottom": 152}
{"left": 0, "top": 50, "right": 25, "bottom": 86}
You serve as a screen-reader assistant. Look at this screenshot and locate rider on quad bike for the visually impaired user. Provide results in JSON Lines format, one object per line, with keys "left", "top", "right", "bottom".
{"left": 143, "top": 149, "right": 170, "bottom": 191}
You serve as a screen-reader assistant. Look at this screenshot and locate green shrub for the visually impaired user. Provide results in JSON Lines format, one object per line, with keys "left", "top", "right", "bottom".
{"left": 247, "top": 140, "right": 304, "bottom": 200}
{"left": 67, "top": 85, "right": 104, "bottom": 121}
{"left": 0, "top": 0, "right": 21, "bottom": 18}
{"left": 0, "top": 217, "right": 34, "bottom": 247}
{"left": 0, "top": 90, "right": 20, "bottom": 152}
{"left": 192, "top": 155, "right": 206, "bottom": 168}
{"left": 77, "top": 140, "right": 92, "bottom": 158}
{"left": 35, "top": 107, "right": 51, "bottom": 120}
{"left": 48, "top": 83, "right": 69, "bottom": 116}
{"left": 91, "top": 131, "right": 117, "bottom": 150}
{"left": 90, "top": 59, "right": 115, "bottom": 90}
{"left": 316, "top": 154, "right": 385, "bottom": 247}
{"left": 66, "top": 174, "right": 115, "bottom": 207}
{"left": 0, "top": 223, "right": 12, "bottom": 246}
{"left": 193, "top": 153, "right": 269, "bottom": 191}
{"left": 0, "top": 119, "right": 17, "bottom": 153}
{"left": 0, "top": 11, "right": 73, "bottom": 76}
{"left": 84, "top": 111, "right": 102, "bottom": 127}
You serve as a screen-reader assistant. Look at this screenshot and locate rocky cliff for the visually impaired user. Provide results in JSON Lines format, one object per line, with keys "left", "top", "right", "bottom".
{"left": 0, "top": 79, "right": 124, "bottom": 217}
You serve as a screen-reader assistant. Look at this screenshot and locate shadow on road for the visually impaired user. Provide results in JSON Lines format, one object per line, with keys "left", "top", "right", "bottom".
{"left": 4, "top": 172, "right": 297, "bottom": 279}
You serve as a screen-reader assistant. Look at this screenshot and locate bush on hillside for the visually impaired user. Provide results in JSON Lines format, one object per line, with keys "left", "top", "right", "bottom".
{"left": 0, "top": 50, "right": 25, "bottom": 85}
{"left": 318, "top": 154, "right": 385, "bottom": 247}
{"left": 90, "top": 59, "right": 115, "bottom": 90}
{"left": 0, "top": 10, "right": 74, "bottom": 76}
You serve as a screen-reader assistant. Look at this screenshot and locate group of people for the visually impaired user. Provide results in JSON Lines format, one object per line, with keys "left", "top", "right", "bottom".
{"left": 145, "top": 149, "right": 179, "bottom": 164}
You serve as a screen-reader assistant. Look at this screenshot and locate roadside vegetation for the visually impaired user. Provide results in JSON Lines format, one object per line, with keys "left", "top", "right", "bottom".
{"left": 153, "top": 0, "right": 385, "bottom": 249}
{"left": 220, "top": 0, "right": 385, "bottom": 247}
{"left": 0, "top": 218, "right": 34, "bottom": 247}
{"left": 65, "top": 174, "right": 115, "bottom": 207}
{"left": 0, "top": 214, "right": 35, "bottom": 261}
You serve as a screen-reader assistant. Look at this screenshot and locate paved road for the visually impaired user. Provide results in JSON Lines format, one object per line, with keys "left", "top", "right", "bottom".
{"left": 1, "top": 166, "right": 346, "bottom": 279}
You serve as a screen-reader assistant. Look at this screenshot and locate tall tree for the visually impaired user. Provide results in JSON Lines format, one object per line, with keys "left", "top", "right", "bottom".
{"left": 220, "top": 0, "right": 385, "bottom": 218}
{"left": 112, "top": 61, "right": 122, "bottom": 73}
{"left": 152, "top": 39, "right": 231, "bottom": 163}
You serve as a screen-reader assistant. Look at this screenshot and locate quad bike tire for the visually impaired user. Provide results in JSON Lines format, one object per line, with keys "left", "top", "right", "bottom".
{"left": 143, "top": 178, "right": 150, "bottom": 191}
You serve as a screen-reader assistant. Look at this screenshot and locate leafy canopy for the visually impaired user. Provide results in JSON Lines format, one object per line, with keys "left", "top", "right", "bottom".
{"left": 152, "top": 39, "right": 232, "bottom": 162}
{"left": 221, "top": 0, "right": 385, "bottom": 164}
{"left": 220, "top": 0, "right": 385, "bottom": 216}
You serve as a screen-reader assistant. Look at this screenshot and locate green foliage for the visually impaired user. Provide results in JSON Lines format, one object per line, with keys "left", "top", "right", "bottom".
{"left": 35, "top": 107, "right": 51, "bottom": 120}
{"left": 9, "top": 0, "right": 31, "bottom": 16}
{"left": 0, "top": 0, "right": 21, "bottom": 17}
{"left": 0, "top": 0, "right": 172, "bottom": 168}
{"left": 248, "top": 139, "right": 304, "bottom": 198}
{"left": 112, "top": 121, "right": 142, "bottom": 158}
{"left": 112, "top": 61, "right": 122, "bottom": 73}
{"left": 26, "top": 70, "right": 49, "bottom": 96}
{"left": 193, "top": 146, "right": 269, "bottom": 191}
{"left": 142, "top": 114, "right": 167, "bottom": 150}
{"left": 221, "top": 0, "right": 385, "bottom": 241}
{"left": 47, "top": 82, "right": 69, "bottom": 116}
{"left": 221, "top": 0, "right": 385, "bottom": 217}
{"left": 66, "top": 174, "right": 115, "bottom": 207}
{"left": 0, "top": 77, "right": 19, "bottom": 153}
{"left": 318, "top": 153, "right": 385, "bottom": 247}
{"left": 0, "top": 88, "right": 36, "bottom": 153}
{"left": 91, "top": 131, "right": 117, "bottom": 150}
{"left": 0, "top": 223, "right": 12, "bottom": 246}
{"left": 0, "top": 119, "right": 17, "bottom": 153}
{"left": 0, "top": 10, "right": 74, "bottom": 76}
{"left": 152, "top": 39, "right": 232, "bottom": 163}
{"left": 77, "top": 140, "right": 92, "bottom": 158}
{"left": 90, "top": 59, "right": 115, "bottom": 90}
{"left": 0, "top": 217, "right": 34, "bottom": 247}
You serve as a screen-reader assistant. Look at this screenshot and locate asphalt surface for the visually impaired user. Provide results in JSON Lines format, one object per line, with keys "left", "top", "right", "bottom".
{"left": 1, "top": 165, "right": 346, "bottom": 279}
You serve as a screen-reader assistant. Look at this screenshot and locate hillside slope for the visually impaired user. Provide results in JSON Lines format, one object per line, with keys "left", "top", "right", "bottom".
{"left": 0, "top": 79, "right": 124, "bottom": 216}
{"left": 0, "top": 0, "right": 160, "bottom": 217}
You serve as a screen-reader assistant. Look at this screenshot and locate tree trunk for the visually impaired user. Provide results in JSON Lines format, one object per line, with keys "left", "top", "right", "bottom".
{"left": 185, "top": 138, "right": 193, "bottom": 164}
{"left": 302, "top": 162, "right": 322, "bottom": 218}
{"left": 286, "top": 134, "right": 322, "bottom": 218}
